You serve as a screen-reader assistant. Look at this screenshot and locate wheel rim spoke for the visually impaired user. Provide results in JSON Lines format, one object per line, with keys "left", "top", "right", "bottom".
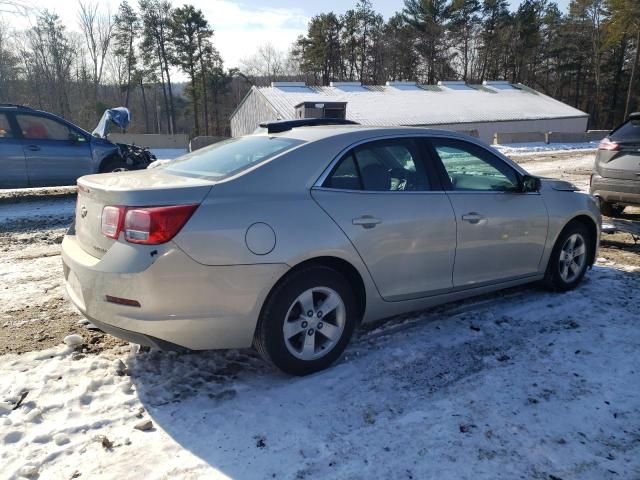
{"left": 283, "top": 318, "right": 305, "bottom": 340}
{"left": 318, "top": 322, "right": 340, "bottom": 341}
{"left": 302, "top": 331, "right": 315, "bottom": 358}
{"left": 573, "top": 244, "right": 586, "bottom": 258}
{"left": 297, "top": 289, "right": 315, "bottom": 316}
{"left": 319, "top": 292, "right": 341, "bottom": 316}
{"left": 569, "top": 261, "right": 580, "bottom": 275}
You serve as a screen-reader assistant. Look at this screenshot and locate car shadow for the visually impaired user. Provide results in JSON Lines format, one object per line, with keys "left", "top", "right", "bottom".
{"left": 127, "top": 265, "right": 640, "bottom": 479}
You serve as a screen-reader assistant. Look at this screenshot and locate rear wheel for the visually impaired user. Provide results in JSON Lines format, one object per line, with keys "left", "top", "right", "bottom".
{"left": 596, "top": 197, "right": 625, "bottom": 217}
{"left": 254, "top": 266, "right": 357, "bottom": 376}
{"left": 544, "top": 221, "right": 592, "bottom": 292}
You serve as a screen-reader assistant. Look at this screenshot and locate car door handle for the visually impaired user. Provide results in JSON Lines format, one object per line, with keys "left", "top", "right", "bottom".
{"left": 26, "top": 145, "right": 41, "bottom": 151}
{"left": 461, "top": 212, "right": 486, "bottom": 224}
{"left": 352, "top": 215, "right": 382, "bottom": 229}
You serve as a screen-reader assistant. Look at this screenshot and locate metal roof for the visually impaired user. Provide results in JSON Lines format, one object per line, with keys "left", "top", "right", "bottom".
{"left": 250, "top": 83, "right": 587, "bottom": 127}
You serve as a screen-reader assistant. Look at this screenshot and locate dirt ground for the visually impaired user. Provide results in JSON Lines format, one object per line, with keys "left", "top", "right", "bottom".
{"left": 0, "top": 150, "right": 638, "bottom": 355}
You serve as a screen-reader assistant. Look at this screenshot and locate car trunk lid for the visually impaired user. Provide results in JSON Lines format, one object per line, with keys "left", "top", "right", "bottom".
{"left": 75, "top": 169, "right": 213, "bottom": 259}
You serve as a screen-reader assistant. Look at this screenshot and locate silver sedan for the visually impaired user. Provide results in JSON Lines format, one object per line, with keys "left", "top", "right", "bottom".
{"left": 62, "top": 125, "right": 601, "bottom": 375}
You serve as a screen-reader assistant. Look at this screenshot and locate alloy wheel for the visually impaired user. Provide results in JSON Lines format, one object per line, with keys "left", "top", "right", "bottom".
{"left": 282, "top": 287, "right": 346, "bottom": 361}
{"left": 558, "top": 233, "right": 587, "bottom": 283}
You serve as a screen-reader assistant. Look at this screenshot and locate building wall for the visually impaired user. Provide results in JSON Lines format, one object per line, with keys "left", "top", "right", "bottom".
{"left": 415, "top": 117, "right": 589, "bottom": 143}
{"left": 231, "top": 89, "right": 280, "bottom": 137}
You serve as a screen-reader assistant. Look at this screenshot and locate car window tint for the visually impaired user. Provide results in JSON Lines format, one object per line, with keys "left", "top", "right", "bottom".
{"left": 610, "top": 118, "right": 640, "bottom": 141}
{"left": 432, "top": 140, "right": 520, "bottom": 192}
{"left": 165, "top": 136, "right": 304, "bottom": 179}
{"left": 16, "top": 115, "right": 71, "bottom": 140}
{"left": 0, "top": 114, "right": 13, "bottom": 139}
{"left": 325, "top": 153, "right": 361, "bottom": 190}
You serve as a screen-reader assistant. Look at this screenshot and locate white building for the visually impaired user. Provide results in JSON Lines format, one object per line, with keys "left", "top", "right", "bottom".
{"left": 230, "top": 81, "right": 588, "bottom": 143}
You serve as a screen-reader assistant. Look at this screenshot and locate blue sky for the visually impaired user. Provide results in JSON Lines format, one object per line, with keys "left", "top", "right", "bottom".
{"left": 8, "top": 0, "right": 573, "bottom": 70}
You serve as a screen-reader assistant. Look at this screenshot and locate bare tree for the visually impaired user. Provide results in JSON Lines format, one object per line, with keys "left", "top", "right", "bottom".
{"left": 239, "top": 43, "right": 286, "bottom": 84}
{"left": 78, "top": 0, "right": 114, "bottom": 110}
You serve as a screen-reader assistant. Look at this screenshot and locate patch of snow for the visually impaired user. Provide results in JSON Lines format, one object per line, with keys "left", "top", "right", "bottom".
{"left": 493, "top": 141, "right": 598, "bottom": 155}
{"left": 0, "top": 265, "right": 639, "bottom": 479}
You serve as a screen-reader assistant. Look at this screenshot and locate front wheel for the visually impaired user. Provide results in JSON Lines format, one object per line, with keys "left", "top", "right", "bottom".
{"left": 254, "top": 266, "right": 358, "bottom": 376}
{"left": 544, "top": 221, "right": 592, "bottom": 292}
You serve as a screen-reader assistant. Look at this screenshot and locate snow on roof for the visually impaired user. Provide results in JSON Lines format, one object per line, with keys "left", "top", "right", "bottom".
{"left": 253, "top": 83, "right": 587, "bottom": 127}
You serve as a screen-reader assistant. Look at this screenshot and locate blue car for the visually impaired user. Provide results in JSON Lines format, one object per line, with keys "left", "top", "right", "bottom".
{"left": 0, "top": 104, "right": 154, "bottom": 188}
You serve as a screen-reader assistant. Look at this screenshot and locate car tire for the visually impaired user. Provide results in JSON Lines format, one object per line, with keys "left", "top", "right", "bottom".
{"left": 254, "top": 265, "right": 358, "bottom": 376}
{"left": 597, "top": 197, "right": 624, "bottom": 217}
{"left": 100, "top": 158, "right": 129, "bottom": 173}
{"left": 544, "top": 221, "right": 593, "bottom": 292}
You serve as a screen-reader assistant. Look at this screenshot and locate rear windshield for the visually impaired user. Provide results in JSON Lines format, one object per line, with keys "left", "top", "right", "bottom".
{"left": 165, "top": 136, "right": 304, "bottom": 179}
{"left": 610, "top": 118, "right": 640, "bottom": 141}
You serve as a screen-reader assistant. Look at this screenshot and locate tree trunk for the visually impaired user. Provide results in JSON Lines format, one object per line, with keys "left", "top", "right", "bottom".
{"left": 624, "top": 28, "right": 640, "bottom": 119}
{"left": 140, "top": 79, "right": 150, "bottom": 134}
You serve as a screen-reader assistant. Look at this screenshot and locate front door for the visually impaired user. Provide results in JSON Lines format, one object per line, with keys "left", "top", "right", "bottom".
{"left": 0, "top": 112, "right": 28, "bottom": 188}
{"left": 428, "top": 138, "right": 549, "bottom": 288}
{"left": 312, "top": 137, "right": 457, "bottom": 301}
{"left": 15, "top": 113, "right": 93, "bottom": 187}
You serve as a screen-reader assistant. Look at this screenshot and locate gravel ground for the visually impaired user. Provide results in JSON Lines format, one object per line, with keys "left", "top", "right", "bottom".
{"left": 0, "top": 150, "right": 638, "bottom": 355}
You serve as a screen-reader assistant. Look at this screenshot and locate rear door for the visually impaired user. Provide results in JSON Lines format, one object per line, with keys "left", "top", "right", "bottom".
{"left": 427, "top": 137, "right": 548, "bottom": 288}
{"left": 312, "top": 137, "right": 457, "bottom": 301}
{"left": 15, "top": 113, "right": 93, "bottom": 187}
{"left": 0, "top": 112, "right": 28, "bottom": 188}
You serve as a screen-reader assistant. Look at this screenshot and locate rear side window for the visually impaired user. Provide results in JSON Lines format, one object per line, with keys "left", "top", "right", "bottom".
{"left": 610, "top": 118, "right": 640, "bottom": 141}
{"left": 16, "top": 114, "right": 72, "bottom": 140}
{"left": 0, "top": 113, "right": 13, "bottom": 139}
{"left": 324, "top": 138, "right": 429, "bottom": 191}
{"left": 165, "top": 136, "right": 304, "bottom": 179}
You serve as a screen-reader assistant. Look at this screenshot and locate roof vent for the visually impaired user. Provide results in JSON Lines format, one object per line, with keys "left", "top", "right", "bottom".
{"left": 271, "top": 82, "right": 306, "bottom": 88}
{"left": 295, "top": 101, "right": 347, "bottom": 120}
{"left": 438, "top": 80, "right": 472, "bottom": 90}
{"left": 386, "top": 81, "right": 417, "bottom": 87}
{"left": 330, "top": 82, "right": 362, "bottom": 87}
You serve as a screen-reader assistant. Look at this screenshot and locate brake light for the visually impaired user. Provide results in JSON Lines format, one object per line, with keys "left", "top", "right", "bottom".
{"left": 598, "top": 138, "right": 619, "bottom": 151}
{"left": 101, "top": 206, "right": 126, "bottom": 239}
{"left": 101, "top": 204, "right": 198, "bottom": 244}
{"left": 124, "top": 205, "right": 198, "bottom": 244}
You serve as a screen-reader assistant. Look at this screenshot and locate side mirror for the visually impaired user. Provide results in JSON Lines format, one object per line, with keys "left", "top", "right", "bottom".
{"left": 521, "top": 174, "right": 541, "bottom": 193}
{"left": 68, "top": 132, "right": 80, "bottom": 144}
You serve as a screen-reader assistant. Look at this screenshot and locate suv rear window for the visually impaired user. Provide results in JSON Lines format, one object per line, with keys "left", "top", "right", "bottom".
{"left": 610, "top": 118, "right": 640, "bottom": 141}
{"left": 165, "top": 136, "right": 304, "bottom": 179}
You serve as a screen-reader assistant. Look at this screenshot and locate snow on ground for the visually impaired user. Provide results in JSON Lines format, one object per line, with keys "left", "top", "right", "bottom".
{"left": 493, "top": 142, "right": 598, "bottom": 156}
{"left": 1, "top": 265, "right": 639, "bottom": 480}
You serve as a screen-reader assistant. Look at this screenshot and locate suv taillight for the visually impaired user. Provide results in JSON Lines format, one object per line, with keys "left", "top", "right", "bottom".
{"left": 598, "top": 138, "right": 619, "bottom": 151}
{"left": 101, "top": 204, "right": 198, "bottom": 244}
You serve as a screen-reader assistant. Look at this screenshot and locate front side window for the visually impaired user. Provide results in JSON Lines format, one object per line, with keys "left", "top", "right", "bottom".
{"left": 16, "top": 114, "right": 73, "bottom": 141}
{"left": 0, "top": 113, "right": 14, "bottom": 139}
{"left": 324, "top": 138, "right": 429, "bottom": 191}
{"left": 165, "top": 136, "right": 304, "bottom": 179}
{"left": 432, "top": 139, "right": 520, "bottom": 192}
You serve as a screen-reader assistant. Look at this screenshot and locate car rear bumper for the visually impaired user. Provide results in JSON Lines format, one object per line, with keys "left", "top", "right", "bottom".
{"left": 590, "top": 174, "right": 640, "bottom": 206}
{"left": 61, "top": 234, "right": 289, "bottom": 350}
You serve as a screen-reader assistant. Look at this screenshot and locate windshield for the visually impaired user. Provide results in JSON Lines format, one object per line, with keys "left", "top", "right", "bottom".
{"left": 165, "top": 136, "right": 304, "bottom": 179}
{"left": 610, "top": 118, "right": 640, "bottom": 141}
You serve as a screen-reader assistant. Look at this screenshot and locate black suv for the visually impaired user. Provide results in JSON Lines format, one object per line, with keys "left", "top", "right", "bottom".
{"left": 590, "top": 112, "right": 640, "bottom": 216}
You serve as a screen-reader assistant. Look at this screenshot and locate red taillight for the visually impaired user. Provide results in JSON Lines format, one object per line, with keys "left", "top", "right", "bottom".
{"left": 123, "top": 205, "right": 198, "bottom": 245}
{"left": 101, "top": 206, "right": 126, "bottom": 239}
{"left": 102, "top": 204, "right": 198, "bottom": 244}
{"left": 598, "top": 138, "right": 619, "bottom": 151}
